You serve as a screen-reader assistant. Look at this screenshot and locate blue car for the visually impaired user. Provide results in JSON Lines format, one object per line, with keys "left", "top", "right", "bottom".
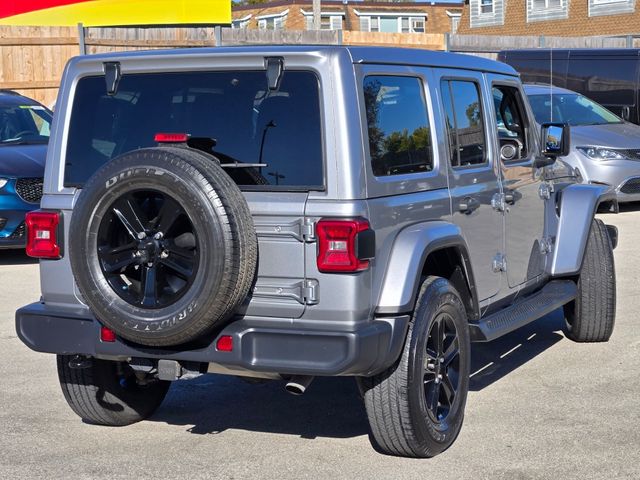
{"left": 0, "top": 90, "right": 52, "bottom": 248}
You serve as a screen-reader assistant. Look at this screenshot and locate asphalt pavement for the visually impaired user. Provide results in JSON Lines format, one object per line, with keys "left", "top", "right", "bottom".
{"left": 1, "top": 208, "right": 638, "bottom": 480}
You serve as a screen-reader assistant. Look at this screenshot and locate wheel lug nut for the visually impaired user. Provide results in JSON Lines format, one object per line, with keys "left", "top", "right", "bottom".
{"left": 137, "top": 232, "right": 146, "bottom": 240}
{"left": 440, "top": 357, "right": 445, "bottom": 364}
{"left": 154, "top": 232, "right": 163, "bottom": 240}
{"left": 160, "top": 250, "right": 169, "bottom": 259}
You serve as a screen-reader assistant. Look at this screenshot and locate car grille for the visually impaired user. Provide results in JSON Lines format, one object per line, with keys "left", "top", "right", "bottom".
{"left": 619, "top": 177, "right": 640, "bottom": 194}
{"left": 9, "top": 222, "right": 25, "bottom": 239}
{"left": 15, "top": 177, "right": 44, "bottom": 204}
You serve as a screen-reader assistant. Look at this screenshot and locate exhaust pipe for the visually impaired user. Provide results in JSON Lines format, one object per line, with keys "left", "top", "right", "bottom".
{"left": 285, "top": 375, "right": 314, "bottom": 395}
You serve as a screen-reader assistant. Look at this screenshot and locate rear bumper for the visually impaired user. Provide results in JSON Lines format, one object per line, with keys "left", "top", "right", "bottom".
{"left": 16, "top": 302, "right": 409, "bottom": 377}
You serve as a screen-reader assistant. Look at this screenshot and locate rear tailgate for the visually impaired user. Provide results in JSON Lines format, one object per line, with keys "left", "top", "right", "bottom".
{"left": 243, "top": 192, "right": 313, "bottom": 318}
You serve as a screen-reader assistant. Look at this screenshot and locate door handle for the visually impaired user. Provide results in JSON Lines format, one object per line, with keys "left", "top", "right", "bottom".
{"left": 459, "top": 196, "right": 480, "bottom": 214}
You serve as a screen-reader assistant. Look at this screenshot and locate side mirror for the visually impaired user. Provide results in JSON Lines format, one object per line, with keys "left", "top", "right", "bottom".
{"left": 540, "top": 122, "right": 570, "bottom": 158}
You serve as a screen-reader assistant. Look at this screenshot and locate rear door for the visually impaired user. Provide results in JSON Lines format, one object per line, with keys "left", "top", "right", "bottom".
{"left": 435, "top": 70, "right": 503, "bottom": 301}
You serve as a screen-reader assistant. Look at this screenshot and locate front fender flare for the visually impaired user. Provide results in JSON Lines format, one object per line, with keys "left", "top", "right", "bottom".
{"left": 550, "top": 184, "right": 617, "bottom": 276}
{"left": 376, "top": 221, "right": 476, "bottom": 316}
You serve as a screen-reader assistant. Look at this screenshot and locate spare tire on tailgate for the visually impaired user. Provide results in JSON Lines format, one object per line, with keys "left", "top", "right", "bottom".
{"left": 69, "top": 146, "right": 257, "bottom": 347}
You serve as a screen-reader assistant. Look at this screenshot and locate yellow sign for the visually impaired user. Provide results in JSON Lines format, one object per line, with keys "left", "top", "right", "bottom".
{"left": 0, "top": 0, "right": 231, "bottom": 26}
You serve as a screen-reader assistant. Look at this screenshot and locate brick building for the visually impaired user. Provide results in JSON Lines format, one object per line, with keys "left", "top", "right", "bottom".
{"left": 232, "top": 1, "right": 463, "bottom": 35}
{"left": 457, "top": 0, "right": 640, "bottom": 36}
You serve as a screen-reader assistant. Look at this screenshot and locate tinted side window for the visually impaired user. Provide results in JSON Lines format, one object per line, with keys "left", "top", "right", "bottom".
{"left": 441, "top": 80, "right": 487, "bottom": 168}
{"left": 363, "top": 75, "right": 433, "bottom": 177}
{"left": 65, "top": 70, "right": 323, "bottom": 189}
{"left": 566, "top": 56, "right": 637, "bottom": 118}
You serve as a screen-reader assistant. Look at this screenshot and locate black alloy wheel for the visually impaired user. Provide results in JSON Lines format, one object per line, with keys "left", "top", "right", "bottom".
{"left": 97, "top": 189, "right": 199, "bottom": 309}
{"left": 423, "top": 313, "right": 461, "bottom": 425}
{"left": 359, "top": 276, "right": 470, "bottom": 458}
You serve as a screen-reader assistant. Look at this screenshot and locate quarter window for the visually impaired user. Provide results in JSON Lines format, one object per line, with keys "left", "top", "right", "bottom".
{"left": 363, "top": 76, "right": 433, "bottom": 177}
{"left": 441, "top": 80, "right": 487, "bottom": 168}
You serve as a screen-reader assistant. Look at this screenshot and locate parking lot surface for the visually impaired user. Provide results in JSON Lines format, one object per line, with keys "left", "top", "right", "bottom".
{"left": 1, "top": 209, "right": 639, "bottom": 480}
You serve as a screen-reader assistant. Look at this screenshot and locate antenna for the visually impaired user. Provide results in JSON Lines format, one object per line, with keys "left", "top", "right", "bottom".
{"left": 550, "top": 47, "right": 553, "bottom": 122}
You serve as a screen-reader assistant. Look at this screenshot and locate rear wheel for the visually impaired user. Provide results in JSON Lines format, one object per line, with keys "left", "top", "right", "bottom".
{"left": 57, "top": 355, "right": 170, "bottom": 426}
{"left": 563, "top": 219, "right": 616, "bottom": 342}
{"left": 359, "top": 277, "right": 470, "bottom": 457}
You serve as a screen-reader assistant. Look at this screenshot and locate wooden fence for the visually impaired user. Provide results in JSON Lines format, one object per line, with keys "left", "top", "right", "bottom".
{"left": 0, "top": 26, "right": 79, "bottom": 106}
{"left": 2, "top": 26, "right": 640, "bottom": 106}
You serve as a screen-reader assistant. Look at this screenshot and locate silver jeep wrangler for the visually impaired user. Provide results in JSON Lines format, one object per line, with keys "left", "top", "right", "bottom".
{"left": 16, "top": 46, "right": 617, "bottom": 458}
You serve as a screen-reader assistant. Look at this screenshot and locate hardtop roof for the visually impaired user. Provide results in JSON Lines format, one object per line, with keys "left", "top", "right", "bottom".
{"left": 71, "top": 45, "right": 518, "bottom": 77}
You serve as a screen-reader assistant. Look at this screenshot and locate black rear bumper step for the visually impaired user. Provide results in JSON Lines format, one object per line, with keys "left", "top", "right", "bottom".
{"left": 470, "top": 280, "right": 577, "bottom": 342}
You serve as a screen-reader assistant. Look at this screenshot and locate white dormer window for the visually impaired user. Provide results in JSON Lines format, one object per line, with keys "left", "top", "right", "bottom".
{"left": 470, "top": 0, "right": 504, "bottom": 27}
{"left": 527, "top": 0, "right": 568, "bottom": 22}
{"left": 480, "top": 0, "right": 494, "bottom": 14}
{"left": 589, "top": 0, "right": 635, "bottom": 17}
{"left": 231, "top": 14, "right": 252, "bottom": 29}
{"left": 257, "top": 10, "right": 288, "bottom": 30}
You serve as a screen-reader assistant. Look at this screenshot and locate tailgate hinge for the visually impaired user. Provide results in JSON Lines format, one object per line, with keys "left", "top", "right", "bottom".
{"left": 302, "top": 279, "right": 319, "bottom": 305}
{"left": 302, "top": 218, "right": 316, "bottom": 242}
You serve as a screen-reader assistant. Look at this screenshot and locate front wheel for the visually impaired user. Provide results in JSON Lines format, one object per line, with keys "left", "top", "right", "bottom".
{"left": 359, "top": 276, "right": 470, "bottom": 457}
{"left": 563, "top": 219, "right": 616, "bottom": 342}
{"left": 57, "top": 355, "right": 170, "bottom": 426}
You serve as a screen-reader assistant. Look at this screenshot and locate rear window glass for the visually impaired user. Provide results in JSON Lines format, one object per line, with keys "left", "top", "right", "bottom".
{"left": 65, "top": 70, "right": 323, "bottom": 189}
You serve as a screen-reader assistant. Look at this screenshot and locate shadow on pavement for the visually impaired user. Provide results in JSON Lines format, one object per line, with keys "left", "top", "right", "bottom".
{"left": 0, "top": 249, "right": 36, "bottom": 265}
{"left": 151, "top": 309, "right": 566, "bottom": 438}
{"left": 469, "top": 308, "right": 564, "bottom": 391}
{"left": 153, "top": 374, "right": 369, "bottom": 439}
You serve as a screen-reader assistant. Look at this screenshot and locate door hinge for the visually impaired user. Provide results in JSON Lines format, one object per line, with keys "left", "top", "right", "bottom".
{"left": 302, "top": 218, "right": 316, "bottom": 242}
{"left": 492, "top": 253, "right": 507, "bottom": 273}
{"left": 539, "top": 236, "right": 554, "bottom": 255}
{"left": 491, "top": 193, "right": 507, "bottom": 213}
{"left": 301, "top": 279, "right": 319, "bottom": 305}
{"left": 538, "top": 182, "right": 554, "bottom": 200}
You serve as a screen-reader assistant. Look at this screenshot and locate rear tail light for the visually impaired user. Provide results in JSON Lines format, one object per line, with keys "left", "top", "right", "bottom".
{"left": 316, "top": 219, "right": 374, "bottom": 273}
{"left": 25, "top": 210, "right": 62, "bottom": 259}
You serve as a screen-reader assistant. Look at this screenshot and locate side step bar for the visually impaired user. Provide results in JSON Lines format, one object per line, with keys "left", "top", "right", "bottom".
{"left": 469, "top": 280, "right": 577, "bottom": 342}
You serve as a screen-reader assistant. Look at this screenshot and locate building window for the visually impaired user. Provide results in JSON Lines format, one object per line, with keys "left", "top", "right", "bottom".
{"left": 470, "top": 0, "right": 504, "bottom": 28}
{"left": 447, "top": 11, "right": 462, "bottom": 33}
{"left": 480, "top": 0, "right": 494, "bottom": 14}
{"left": 400, "top": 17, "right": 425, "bottom": 33}
{"left": 359, "top": 14, "right": 426, "bottom": 33}
{"left": 589, "top": 0, "right": 635, "bottom": 17}
{"left": 305, "top": 14, "right": 343, "bottom": 30}
{"left": 231, "top": 15, "right": 251, "bottom": 29}
{"left": 257, "top": 10, "right": 288, "bottom": 30}
{"left": 527, "top": 0, "right": 568, "bottom": 22}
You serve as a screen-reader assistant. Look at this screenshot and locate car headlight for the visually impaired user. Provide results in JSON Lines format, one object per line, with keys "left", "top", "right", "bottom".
{"left": 0, "top": 178, "right": 8, "bottom": 189}
{"left": 576, "top": 146, "right": 625, "bottom": 160}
